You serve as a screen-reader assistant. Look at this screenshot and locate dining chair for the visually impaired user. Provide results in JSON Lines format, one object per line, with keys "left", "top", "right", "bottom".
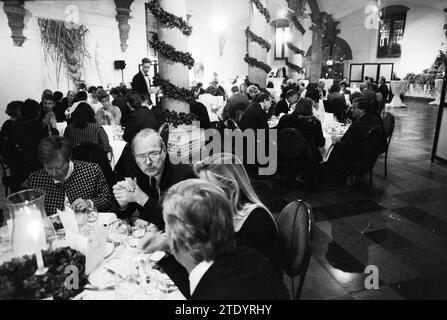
{"left": 382, "top": 112, "right": 395, "bottom": 178}
{"left": 276, "top": 199, "right": 314, "bottom": 300}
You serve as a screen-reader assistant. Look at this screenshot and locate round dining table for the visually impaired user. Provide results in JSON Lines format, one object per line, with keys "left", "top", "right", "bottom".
{"left": 387, "top": 80, "right": 408, "bottom": 108}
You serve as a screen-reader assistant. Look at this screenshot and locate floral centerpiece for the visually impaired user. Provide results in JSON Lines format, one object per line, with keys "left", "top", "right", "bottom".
{"left": 0, "top": 247, "right": 88, "bottom": 300}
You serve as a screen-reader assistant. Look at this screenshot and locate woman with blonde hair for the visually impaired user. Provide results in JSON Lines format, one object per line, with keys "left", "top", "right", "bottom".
{"left": 193, "top": 153, "right": 283, "bottom": 270}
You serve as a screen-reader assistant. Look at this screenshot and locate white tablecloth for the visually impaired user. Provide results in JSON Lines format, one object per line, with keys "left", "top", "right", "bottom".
{"left": 387, "top": 80, "right": 408, "bottom": 108}
{"left": 429, "top": 79, "right": 444, "bottom": 105}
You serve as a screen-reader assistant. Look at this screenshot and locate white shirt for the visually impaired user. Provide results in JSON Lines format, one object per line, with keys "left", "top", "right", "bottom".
{"left": 189, "top": 260, "right": 214, "bottom": 295}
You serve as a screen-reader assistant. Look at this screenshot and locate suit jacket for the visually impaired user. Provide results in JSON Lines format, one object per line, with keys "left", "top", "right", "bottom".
{"left": 191, "top": 247, "right": 289, "bottom": 300}
{"left": 131, "top": 72, "right": 151, "bottom": 96}
{"left": 239, "top": 103, "right": 268, "bottom": 131}
{"left": 273, "top": 99, "right": 289, "bottom": 116}
{"left": 123, "top": 107, "right": 159, "bottom": 143}
{"left": 116, "top": 158, "right": 195, "bottom": 229}
{"left": 222, "top": 93, "right": 250, "bottom": 121}
{"left": 112, "top": 96, "right": 131, "bottom": 124}
{"left": 379, "top": 84, "right": 389, "bottom": 102}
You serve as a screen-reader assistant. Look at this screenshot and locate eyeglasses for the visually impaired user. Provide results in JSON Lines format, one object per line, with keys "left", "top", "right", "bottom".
{"left": 135, "top": 151, "right": 162, "bottom": 162}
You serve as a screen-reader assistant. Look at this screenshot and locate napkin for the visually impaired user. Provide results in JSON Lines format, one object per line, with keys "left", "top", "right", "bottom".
{"left": 57, "top": 207, "right": 79, "bottom": 233}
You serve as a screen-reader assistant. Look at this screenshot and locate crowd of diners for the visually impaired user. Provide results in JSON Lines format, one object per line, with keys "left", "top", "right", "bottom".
{"left": 0, "top": 58, "right": 390, "bottom": 299}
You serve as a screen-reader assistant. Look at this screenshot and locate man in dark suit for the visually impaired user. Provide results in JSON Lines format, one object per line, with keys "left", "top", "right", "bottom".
{"left": 161, "top": 179, "right": 288, "bottom": 300}
{"left": 110, "top": 87, "right": 130, "bottom": 124}
{"left": 379, "top": 76, "right": 389, "bottom": 103}
{"left": 221, "top": 86, "right": 249, "bottom": 121}
{"left": 274, "top": 89, "right": 298, "bottom": 116}
{"left": 113, "top": 129, "right": 194, "bottom": 229}
{"left": 325, "top": 96, "right": 387, "bottom": 184}
{"left": 131, "top": 58, "right": 153, "bottom": 105}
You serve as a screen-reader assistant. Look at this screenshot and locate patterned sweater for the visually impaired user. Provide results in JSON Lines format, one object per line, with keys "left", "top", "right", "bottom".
{"left": 28, "top": 160, "right": 113, "bottom": 216}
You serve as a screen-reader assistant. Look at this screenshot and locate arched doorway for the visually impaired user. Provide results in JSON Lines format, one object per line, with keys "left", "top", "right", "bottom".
{"left": 305, "top": 37, "right": 353, "bottom": 81}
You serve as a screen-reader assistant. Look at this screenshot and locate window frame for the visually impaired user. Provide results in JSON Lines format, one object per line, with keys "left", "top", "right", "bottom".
{"left": 377, "top": 9, "right": 407, "bottom": 59}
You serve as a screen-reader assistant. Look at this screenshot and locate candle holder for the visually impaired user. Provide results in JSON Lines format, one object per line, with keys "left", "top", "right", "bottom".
{"left": 6, "top": 189, "right": 56, "bottom": 264}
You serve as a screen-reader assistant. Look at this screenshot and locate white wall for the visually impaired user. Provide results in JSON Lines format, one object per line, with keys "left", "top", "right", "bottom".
{"left": 0, "top": 0, "right": 149, "bottom": 125}
{"left": 338, "top": 1, "right": 445, "bottom": 80}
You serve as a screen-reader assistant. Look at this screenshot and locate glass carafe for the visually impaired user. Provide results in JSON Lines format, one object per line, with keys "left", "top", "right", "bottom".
{"left": 6, "top": 189, "right": 56, "bottom": 257}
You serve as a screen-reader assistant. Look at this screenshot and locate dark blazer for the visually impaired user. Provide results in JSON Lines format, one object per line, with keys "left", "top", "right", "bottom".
{"left": 54, "top": 101, "right": 67, "bottom": 122}
{"left": 116, "top": 158, "right": 195, "bottom": 229}
{"left": 190, "top": 102, "right": 212, "bottom": 129}
{"left": 273, "top": 99, "right": 289, "bottom": 116}
{"left": 239, "top": 103, "right": 268, "bottom": 131}
{"left": 379, "top": 83, "right": 389, "bottom": 102}
{"left": 123, "top": 107, "right": 159, "bottom": 143}
{"left": 191, "top": 247, "right": 289, "bottom": 300}
{"left": 131, "top": 72, "right": 151, "bottom": 96}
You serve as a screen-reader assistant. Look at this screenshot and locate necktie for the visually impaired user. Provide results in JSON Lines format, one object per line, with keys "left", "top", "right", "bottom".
{"left": 149, "top": 177, "right": 159, "bottom": 203}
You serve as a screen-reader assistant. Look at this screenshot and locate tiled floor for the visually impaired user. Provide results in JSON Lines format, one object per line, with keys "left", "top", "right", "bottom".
{"left": 254, "top": 98, "right": 447, "bottom": 300}
{"left": 1, "top": 98, "right": 446, "bottom": 299}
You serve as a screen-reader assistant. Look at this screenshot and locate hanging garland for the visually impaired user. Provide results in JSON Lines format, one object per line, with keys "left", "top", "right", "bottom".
{"left": 250, "top": 0, "right": 271, "bottom": 23}
{"left": 286, "top": 41, "right": 305, "bottom": 55}
{"left": 286, "top": 60, "right": 303, "bottom": 73}
{"left": 245, "top": 27, "right": 271, "bottom": 52}
{"left": 153, "top": 74, "right": 195, "bottom": 104}
{"left": 245, "top": 54, "right": 272, "bottom": 74}
{"left": 147, "top": 0, "right": 192, "bottom": 36}
{"left": 291, "top": 15, "right": 306, "bottom": 35}
{"left": 149, "top": 34, "right": 194, "bottom": 69}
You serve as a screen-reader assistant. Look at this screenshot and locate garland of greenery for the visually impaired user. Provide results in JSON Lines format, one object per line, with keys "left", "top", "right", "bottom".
{"left": 250, "top": 0, "right": 270, "bottom": 23}
{"left": 153, "top": 74, "right": 195, "bottom": 105}
{"left": 245, "top": 27, "right": 271, "bottom": 52}
{"left": 0, "top": 247, "right": 87, "bottom": 300}
{"left": 159, "top": 109, "right": 199, "bottom": 128}
{"left": 291, "top": 15, "right": 306, "bottom": 35}
{"left": 286, "top": 60, "right": 303, "bottom": 73}
{"left": 149, "top": 34, "right": 194, "bottom": 69}
{"left": 286, "top": 41, "right": 305, "bottom": 55}
{"left": 147, "top": 0, "right": 192, "bottom": 37}
{"left": 244, "top": 53, "right": 272, "bottom": 74}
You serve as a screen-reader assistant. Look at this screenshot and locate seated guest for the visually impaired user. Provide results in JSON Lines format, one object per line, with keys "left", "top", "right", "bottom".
{"left": 96, "top": 90, "right": 122, "bottom": 125}
{"left": 63, "top": 102, "right": 112, "bottom": 157}
{"left": 277, "top": 98, "right": 325, "bottom": 161}
{"left": 327, "top": 83, "right": 347, "bottom": 122}
{"left": 190, "top": 99, "right": 211, "bottom": 130}
{"left": 1, "top": 100, "right": 22, "bottom": 139}
{"left": 339, "top": 81, "right": 351, "bottom": 95}
{"left": 274, "top": 89, "right": 298, "bottom": 116}
{"left": 89, "top": 90, "right": 103, "bottom": 114}
{"left": 53, "top": 91, "right": 65, "bottom": 122}
{"left": 325, "top": 96, "right": 387, "bottom": 184}
{"left": 318, "top": 81, "right": 327, "bottom": 99}
{"left": 40, "top": 93, "right": 57, "bottom": 135}
{"left": 10, "top": 99, "right": 54, "bottom": 178}
{"left": 113, "top": 129, "right": 194, "bottom": 228}
{"left": 65, "top": 91, "right": 88, "bottom": 122}
{"left": 246, "top": 84, "right": 260, "bottom": 103}
{"left": 110, "top": 87, "right": 131, "bottom": 124}
{"left": 191, "top": 82, "right": 205, "bottom": 99}
{"left": 122, "top": 91, "right": 158, "bottom": 143}
{"left": 194, "top": 153, "right": 283, "bottom": 270}
{"left": 221, "top": 86, "right": 249, "bottom": 121}
{"left": 161, "top": 179, "right": 288, "bottom": 300}
{"left": 305, "top": 88, "right": 325, "bottom": 122}
{"left": 59, "top": 90, "right": 75, "bottom": 121}
{"left": 28, "top": 136, "right": 113, "bottom": 216}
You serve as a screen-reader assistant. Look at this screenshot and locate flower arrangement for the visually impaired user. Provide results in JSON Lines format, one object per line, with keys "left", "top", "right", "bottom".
{"left": 159, "top": 109, "right": 199, "bottom": 128}
{"left": 153, "top": 74, "right": 195, "bottom": 105}
{"left": 0, "top": 247, "right": 88, "bottom": 300}
{"left": 250, "top": 0, "right": 271, "bottom": 23}
{"left": 245, "top": 27, "right": 271, "bottom": 52}
{"left": 244, "top": 54, "right": 272, "bottom": 74}
{"left": 291, "top": 15, "right": 306, "bottom": 35}
{"left": 149, "top": 34, "right": 194, "bottom": 69}
{"left": 147, "top": 0, "right": 192, "bottom": 36}
{"left": 286, "top": 41, "right": 305, "bottom": 55}
{"left": 286, "top": 60, "right": 303, "bottom": 73}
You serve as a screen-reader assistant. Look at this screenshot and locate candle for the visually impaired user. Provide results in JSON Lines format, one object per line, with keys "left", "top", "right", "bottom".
{"left": 36, "top": 248, "right": 45, "bottom": 270}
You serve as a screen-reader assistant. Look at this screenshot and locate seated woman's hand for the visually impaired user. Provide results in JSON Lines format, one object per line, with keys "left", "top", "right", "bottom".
{"left": 138, "top": 232, "right": 169, "bottom": 254}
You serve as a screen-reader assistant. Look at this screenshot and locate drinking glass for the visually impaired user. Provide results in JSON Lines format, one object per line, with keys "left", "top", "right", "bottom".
{"left": 115, "top": 274, "right": 142, "bottom": 300}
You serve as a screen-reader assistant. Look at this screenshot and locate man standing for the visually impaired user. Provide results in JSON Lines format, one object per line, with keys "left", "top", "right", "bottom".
{"left": 131, "top": 58, "right": 154, "bottom": 106}
{"left": 113, "top": 129, "right": 194, "bottom": 228}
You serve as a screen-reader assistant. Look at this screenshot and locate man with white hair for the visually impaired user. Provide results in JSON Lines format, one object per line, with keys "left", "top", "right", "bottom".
{"left": 112, "top": 129, "right": 194, "bottom": 228}
{"left": 162, "top": 179, "right": 289, "bottom": 299}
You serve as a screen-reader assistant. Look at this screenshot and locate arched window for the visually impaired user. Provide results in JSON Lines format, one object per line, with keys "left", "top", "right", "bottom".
{"left": 377, "top": 5, "right": 409, "bottom": 58}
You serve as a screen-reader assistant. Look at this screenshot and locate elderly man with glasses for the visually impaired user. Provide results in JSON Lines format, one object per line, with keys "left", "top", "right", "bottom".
{"left": 112, "top": 129, "right": 194, "bottom": 228}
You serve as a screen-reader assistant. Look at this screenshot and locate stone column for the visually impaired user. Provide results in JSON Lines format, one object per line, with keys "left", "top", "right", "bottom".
{"left": 287, "top": 23, "right": 303, "bottom": 81}
{"left": 158, "top": 0, "right": 190, "bottom": 113}
{"left": 309, "top": 25, "right": 324, "bottom": 83}
{"left": 114, "top": 0, "right": 133, "bottom": 53}
{"left": 248, "top": 0, "right": 268, "bottom": 88}
{"left": 2, "top": 0, "right": 26, "bottom": 47}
